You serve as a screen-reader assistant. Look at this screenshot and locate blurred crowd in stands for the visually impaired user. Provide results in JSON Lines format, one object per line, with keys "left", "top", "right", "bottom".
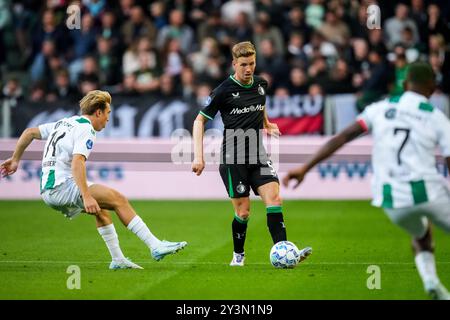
{"left": 0, "top": 0, "right": 449, "bottom": 112}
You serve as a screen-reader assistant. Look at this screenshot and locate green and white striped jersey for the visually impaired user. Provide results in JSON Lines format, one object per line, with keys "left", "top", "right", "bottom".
{"left": 357, "top": 91, "right": 450, "bottom": 208}
{"left": 38, "top": 116, "right": 96, "bottom": 193}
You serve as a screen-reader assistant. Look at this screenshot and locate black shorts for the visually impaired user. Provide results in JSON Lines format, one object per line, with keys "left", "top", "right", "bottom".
{"left": 219, "top": 160, "right": 279, "bottom": 198}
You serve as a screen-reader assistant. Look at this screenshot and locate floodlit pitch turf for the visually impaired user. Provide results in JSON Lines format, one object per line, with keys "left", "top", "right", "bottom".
{"left": 0, "top": 200, "right": 449, "bottom": 300}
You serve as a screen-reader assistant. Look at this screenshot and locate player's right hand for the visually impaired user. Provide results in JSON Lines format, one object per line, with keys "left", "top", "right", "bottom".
{"left": 192, "top": 159, "right": 205, "bottom": 176}
{"left": 282, "top": 168, "right": 306, "bottom": 189}
{"left": 83, "top": 194, "right": 101, "bottom": 214}
{"left": 0, "top": 158, "right": 19, "bottom": 178}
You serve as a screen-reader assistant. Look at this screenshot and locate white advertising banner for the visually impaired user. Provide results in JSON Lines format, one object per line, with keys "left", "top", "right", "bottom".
{"left": 1, "top": 137, "right": 446, "bottom": 200}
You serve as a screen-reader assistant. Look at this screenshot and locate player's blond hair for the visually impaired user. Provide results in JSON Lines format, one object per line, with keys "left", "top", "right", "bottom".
{"left": 79, "top": 90, "right": 112, "bottom": 115}
{"left": 231, "top": 41, "right": 256, "bottom": 60}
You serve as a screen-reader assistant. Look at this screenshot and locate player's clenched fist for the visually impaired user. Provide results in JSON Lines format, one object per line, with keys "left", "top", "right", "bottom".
{"left": 192, "top": 159, "right": 205, "bottom": 176}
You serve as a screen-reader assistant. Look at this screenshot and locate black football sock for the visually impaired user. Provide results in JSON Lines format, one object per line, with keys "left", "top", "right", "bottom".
{"left": 232, "top": 213, "right": 248, "bottom": 254}
{"left": 267, "top": 205, "right": 287, "bottom": 244}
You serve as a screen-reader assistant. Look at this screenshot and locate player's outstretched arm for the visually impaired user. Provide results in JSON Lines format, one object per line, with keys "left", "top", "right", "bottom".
{"left": 282, "top": 122, "right": 365, "bottom": 189}
{"left": 72, "top": 154, "right": 100, "bottom": 214}
{"left": 192, "top": 114, "right": 207, "bottom": 176}
{"left": 0, "top": 127, "right": 41, "bottom": 177}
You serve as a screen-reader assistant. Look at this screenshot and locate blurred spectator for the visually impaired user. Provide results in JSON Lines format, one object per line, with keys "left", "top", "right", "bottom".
{"left": 256, "top": 38, "right": 289, "bottom": 85}
{"left": 253, "top": 11, "right": 285, "bottom": 56}
{"left": 78, "top": 74, "right": 99, "bottom": 96}
{"left": 221, "top": 0, "right": 255, "bottom": 26}
{"left": 282, "top": 6, "right": 312, "bottom": 44}
{"left": 429, "top": 51, "right": 450, "bottom": 94}
{"left": 305, "top": 0, "right": 325, "bottom": 29}
{"left": 29, "top": 81, "right": 47, "bottom": 102}
{"left": 322, "top": 58, "right": 355, "bottom": 94}
{"left": 82, "top": 0, "right": 106, "bottom": 20}
{"left": 179, "top": 66, "right": 196, "bottom": 101}
{"left": 356, "top": 48, "right": 390, "bottom": 111}
{"left": 288, "top": 67, "right": 308, "bottom": 95}
{"left": 31, "top": 9, "right": 67, "bottom": 62}
{"left": 133, "top": 50, "right": 161, "bottom": 93}
{"left": 188, "top": 0, "right": 213, "bottom": 29}
{"left": 121, "top": 5, "right": 156, "bottom": 49}
{"left": 156, "top": 9, "right": 194, "bottom": 54}
{"left": 189, "top": 37, "right": 223, "bottom": 76}
{"left": 115, "top": 0, "right": 135, "bottom": 26}
{"left": 121, "top": 73, "right": 137, "bottom": 95}
{"left": 77, "top": 55, "right": 99, "bottom": 86}
{"left": 348, "top": 3, "right": 369, "bottom": 40}
{"left": 70, "top": 13, "right": 97, "bottom": 61}
{"left": 97, "top": 36, "right": 121, "bottom": 86}
{"left": 303, "top": 31, "right": 338, "bottom": 61}
{"left": 158, "top": 73, "right": 179, "bottom": 99}
{"left": 161, "top": 38, "right": 184, "bottom": 76}
{"left": 318, "top": 10, "right": 350, "bottom": 47}
{"left": 149, "top": 1, "right": 168, "bottom": 30}
{"left": 286, "top": 32, "right": 308, "bottom": 69}
{"left": 122, "top": 36, "right": 152, "bottom": 75}
{"left": 48, "top": 68, "right": 77, "bottom": 101}
{"left": 427, "top": 4, "right": 450, "bottom": 42}
{"left": 99, "top": 10, "right": 121, "bottom": 52}
{"left": 410, "top": 0, "right": 428, "bottom": 43}
{"left": 226, "top": 11, "right": 251, "bottom": 44}
{"left": 2, "top": 77, "right": 23, "bottom": 106}
{"left": 367, "top": 29, "right": 387, "bottom": 56}
{"left": 256, "top": 0, "right": 284, "bottom": 29}
{"left": 384, "top": 4, "right": 419, "bottom": 50}
{"left": 30, "top": 39, "right": 58, "bottom": 82}
{"left": 388, "top": 45, "right": 408, "bottom": 98}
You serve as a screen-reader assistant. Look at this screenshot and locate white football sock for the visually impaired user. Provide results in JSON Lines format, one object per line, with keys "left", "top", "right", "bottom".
{"left": 415, "top": 251, "right": 440, "bottom": 288}
{"left": 127, "top": 215, "right": 161, "bottom": 250}
{"left": 97, "top": 224, "right": 126, "bottom": 261}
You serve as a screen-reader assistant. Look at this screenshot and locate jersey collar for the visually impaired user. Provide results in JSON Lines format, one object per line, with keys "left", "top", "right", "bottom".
{"left": 80, "top": 115, "right": 92, "bottom": 124}
{"left": 230, "top": 75, "right": 254, "bottom": 88}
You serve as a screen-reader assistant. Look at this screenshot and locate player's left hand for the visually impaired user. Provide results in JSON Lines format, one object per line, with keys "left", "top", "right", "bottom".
{"left": 282, "top": 167, "right": 306, "bottom": 189}
{"left": 0, "top": 158, "right": 19, "bottom": 178}
{"left": 265, "top": 122, "right": 281, "bottom": 138}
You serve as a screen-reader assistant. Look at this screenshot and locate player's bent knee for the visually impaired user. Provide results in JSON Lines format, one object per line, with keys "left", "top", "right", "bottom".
{"left": 237, "top": 210, "right": 250, "bottom": 220}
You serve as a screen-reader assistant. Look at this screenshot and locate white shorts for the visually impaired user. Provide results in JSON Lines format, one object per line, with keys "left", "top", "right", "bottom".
{"left": 384, "top": 200, "right": 450, "bottom": 238}
{"left": 41, "top": 178, "right": 94, "bottom": 219}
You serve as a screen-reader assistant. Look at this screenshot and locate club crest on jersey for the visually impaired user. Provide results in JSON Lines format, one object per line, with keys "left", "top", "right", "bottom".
{"left": 258, "top": 86, "right": 265, "bottom": 95}
{"left": 236, "top": 183, "right": 246, "bottom": 194}
{"left": 86, "top": 139, "right": 93, "bottom": 150}
{"left": 204, "top": 96, "right": 212, "bottom": 107}
{"left": 385, "top": 108, "right": 396, "bottom": 119}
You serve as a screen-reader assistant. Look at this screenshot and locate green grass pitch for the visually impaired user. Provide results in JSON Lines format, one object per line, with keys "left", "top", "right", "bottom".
{"left": 0, "top": 200, "right": 449, "bottom": 300}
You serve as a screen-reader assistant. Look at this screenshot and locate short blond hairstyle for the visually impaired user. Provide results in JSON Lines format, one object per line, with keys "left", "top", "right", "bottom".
{"left": 231, "top": 41, "right": 256, "bottom": 60}
{"left": 79, "top": 90, "right": 111, "bottom": 115}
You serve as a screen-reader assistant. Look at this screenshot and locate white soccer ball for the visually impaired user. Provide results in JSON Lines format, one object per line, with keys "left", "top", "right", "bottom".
{"left": 269, "top": 241, "right": 301, "bottom": 269}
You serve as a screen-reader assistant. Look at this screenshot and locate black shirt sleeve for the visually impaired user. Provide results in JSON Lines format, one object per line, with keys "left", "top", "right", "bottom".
{"left": 199, "top": 87, "right": 222, "bottom": 120}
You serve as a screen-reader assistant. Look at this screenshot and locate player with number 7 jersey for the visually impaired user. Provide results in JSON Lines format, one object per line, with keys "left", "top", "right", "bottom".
{"left": 283, "top": 62, "right": 450, "bottom": 300}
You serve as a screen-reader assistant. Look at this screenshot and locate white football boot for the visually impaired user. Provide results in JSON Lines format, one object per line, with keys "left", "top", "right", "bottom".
{"left": 151, "top": 240, "right": 188, "bottom": 261}
{"left": 109, "top": 257, "right": 143, "bottom": 270}
{"left": 297, "top": 247, "right": 313, "bottom": 263}
{"left": 425, "top": 281, "right": 450, "bottom": 300}
{"left": 230, "top": 252, "right": 245, "bottom": 266}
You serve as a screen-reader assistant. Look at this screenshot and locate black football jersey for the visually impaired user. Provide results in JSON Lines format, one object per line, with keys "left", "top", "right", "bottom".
{"left": 200, "top": 75, "right": 270, "bottom": 164}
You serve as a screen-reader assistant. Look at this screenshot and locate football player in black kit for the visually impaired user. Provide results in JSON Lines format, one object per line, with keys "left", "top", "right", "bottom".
{"left": 191, "top": 41, "right": 312, "bottom": 266}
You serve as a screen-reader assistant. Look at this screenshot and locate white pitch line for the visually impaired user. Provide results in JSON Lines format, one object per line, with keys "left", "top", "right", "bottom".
{"left": 1, "top": 260, "right": 450, "bottom": 265}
